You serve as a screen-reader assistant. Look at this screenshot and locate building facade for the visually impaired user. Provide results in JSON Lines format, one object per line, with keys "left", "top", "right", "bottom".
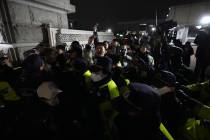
{"left": 168, "top": 1, "right": 210, "bottom": 26}
{"left": 0, "top": 0, "right": 75, "bottom": 59}
{"left": 167, "top": 1, "right": 210, "bottom": 43}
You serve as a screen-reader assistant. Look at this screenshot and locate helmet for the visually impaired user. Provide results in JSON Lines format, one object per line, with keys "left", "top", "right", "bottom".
{"left": 154, "top": 70, "right": 176, "bottom": 87}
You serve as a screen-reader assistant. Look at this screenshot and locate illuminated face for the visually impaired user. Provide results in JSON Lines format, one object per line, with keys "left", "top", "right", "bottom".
{"left": 126, "top": 45, "right": 132, "bottom": 55}
{"left": 140, "top": 47, "right": 147, "bottom": 53}
{"left": 57, "top": 49, "right": 64, "bottom": 54}
{"left": 104, "top": 42, "right": 109, "bottom": 50}
{"left": 88, "top": 37, "right": 94, "bottom": 45}
{"left": 95, "top": 45, "right": 106, "bottom": 57}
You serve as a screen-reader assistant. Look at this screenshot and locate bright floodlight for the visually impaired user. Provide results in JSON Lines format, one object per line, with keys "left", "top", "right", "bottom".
{"left": 151, "top": 27, "right": 156, "bottom": 31}
{"left": 196, "top": 25, "right": 202, "bottom": 29}
{"left": 107, "top": 29, "right": 112, "bottom": 33}
{"left": 200, "top": 16, "right": 210, "bottom": 25}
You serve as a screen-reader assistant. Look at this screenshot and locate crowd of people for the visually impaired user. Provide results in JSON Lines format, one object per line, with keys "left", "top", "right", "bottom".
{"left": 0, "top": 24, "right": 210, "bottom": 140}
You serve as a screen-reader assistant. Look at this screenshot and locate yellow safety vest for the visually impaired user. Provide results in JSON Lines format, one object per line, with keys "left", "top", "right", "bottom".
{"left": 182, "top": 118, "right": 210, "bottom": 140}
{"left": 99, "top": 80, "right": 120, "bottom": 100}
{"left": 0, "top": 81, "right": 20, "bottom": 106}
{"left": 83, "top": 70, "right": 92, "bottom": 89}
{"left": 98, "top": 80, "right": 120, "bottom": 139}
{"left": 83, "top": 70, "right": 92, "bottom": 78}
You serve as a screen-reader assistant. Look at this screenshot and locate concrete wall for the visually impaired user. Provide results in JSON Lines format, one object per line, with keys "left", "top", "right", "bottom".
{"left": 48, "top": 28, "right": 114, "bottom": 48}
{"left": 7, "top": 0, "right": 73, "bottom": 43}
{"left": 5, "top": 0, "right": 75, "bottom": 59}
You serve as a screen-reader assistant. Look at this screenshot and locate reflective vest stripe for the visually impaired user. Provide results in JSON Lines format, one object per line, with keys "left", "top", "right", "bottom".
{"left": 99, "top": 80, "right": 120, "bottom": 100}
{"left": 83, "top": 70, "right": 92, "bottom": 78}
{"left": 160, "top": 123, "right": 174, "bottom": 140}
{"left": 0, "top": 81, "right": 20, "bottom": 101}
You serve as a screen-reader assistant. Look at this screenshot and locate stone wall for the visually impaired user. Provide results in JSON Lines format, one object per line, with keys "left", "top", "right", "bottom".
{"left": 5, "top": 0, "right": 75, "bottom": 59}
{"left": 48, "top": 28, "right": 114, "bottom": 48}
{"left": 7, "top": 0, "right": 74, "bottom": 43}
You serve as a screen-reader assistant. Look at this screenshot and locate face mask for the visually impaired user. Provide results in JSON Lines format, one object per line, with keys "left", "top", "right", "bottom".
{"left": 91, "top": 72, "right": 107, "bottom": 82}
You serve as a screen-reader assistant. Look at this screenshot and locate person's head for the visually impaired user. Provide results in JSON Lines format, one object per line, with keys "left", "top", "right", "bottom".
{"left": 103, "top": 41, "right": 109, "bottom": 50}
{"left": 72, "top": 58, "right": 88, "bottom": 75}
{"left": 90, "top": 57, "right": 112, "bottom": 82}
{"left": 185, "top": 41, "right": 191, "bottom": 46}
{"left": 40, "top": 48, "right": 58, "bottom": 65}
{"left": 95, "top": 42, "right": 107, "bottom": 57}
{"left": 69, "top": 42, "right": 82, "bottom": 59}
{"left": 121, "top": 45, "right": 127, "bottom": 56}
{"left": 23, "top": 48, "right": 38, "bottom": 58}
{"left": 173, "top": 39, "right": 183, "bottom": 47}
{"left": 71, "top": 41, "right": 80, "bottom": 47}
{"left": 121, "top": 45, "right": 132, "bottom": 56}
{"left": 126, "top": 45, "right": 132, "bottom": 55}
{"left": 88, "top": 36, "right": 95, "bottom": 45}
{"left": 154, "top": 70, "right": 176, "bottom": 87}
{"left": 0, "top": 54, "right": 13, "bottom": 68}
{"left": 23, "top": 54, "right": 44, "bottom": 74}
{"left": 56, "top": 44, "right": 66, "bottom": 54}
{"left": 153, "top": 70, "right": 177, "bottom": 95}
{"left": 113, "top": 83, "right": 161, "bottom": 130}
{"left": 112, "top": 39, "right": 120, "bottom": 47}
{"left": 139, "top": 45, "right": 147, "bottom": 54}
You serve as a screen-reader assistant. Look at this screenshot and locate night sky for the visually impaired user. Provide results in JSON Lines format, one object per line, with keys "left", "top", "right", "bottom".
{"left": 70, "top": 0, "right": 208, "bottom": 30}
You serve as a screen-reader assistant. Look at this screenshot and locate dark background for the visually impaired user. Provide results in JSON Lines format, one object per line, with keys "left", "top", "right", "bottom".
{"left": 70, "top": 0, "right": 209, "bottom": 30}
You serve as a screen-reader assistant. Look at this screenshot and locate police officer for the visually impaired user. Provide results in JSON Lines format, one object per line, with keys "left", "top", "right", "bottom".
{"left": 89, "top": 56, "right": 119, "bottom": 140}
{"left": 112, "top": 83, "right": 163, "bottom": 140}
{"left": 153, "top": 71, "right": 188, "bottom": 138}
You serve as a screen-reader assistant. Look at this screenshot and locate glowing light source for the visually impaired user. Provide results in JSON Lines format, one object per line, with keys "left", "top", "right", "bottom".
{"left": 151, "top": 27, "right": 156, "bottom": 31}
{"left": 200, "top": 16, "right": 210, "bottom": 25}
{"left": 196, "top": 25, "right": 202, "bottom": 29}
{"left": 107, "top": 29, "right": 112, "bottom": 33}
{"left": 139, "top": 23, "right": 147, "bottom": 26}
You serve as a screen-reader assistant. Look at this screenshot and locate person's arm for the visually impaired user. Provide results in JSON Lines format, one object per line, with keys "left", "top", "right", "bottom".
{"left": 158, "top": 86, "right": 175, "bottom": 95}
{"left": 93, "top": 23, "right": 99, "bottom": 45}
